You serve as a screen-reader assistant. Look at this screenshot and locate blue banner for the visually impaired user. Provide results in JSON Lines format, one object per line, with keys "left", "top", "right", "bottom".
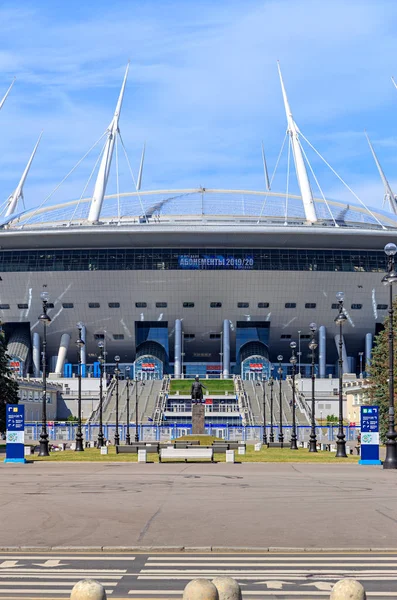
{"left": 359, "top": 405, "right": 381, "bottom": 466}
{"left": 5, "top": 404, "right": 26, "bottom": 463}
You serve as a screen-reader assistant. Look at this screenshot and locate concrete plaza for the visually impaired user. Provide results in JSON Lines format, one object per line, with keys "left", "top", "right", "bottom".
{"left": 1, "top": 462, "right": 396, "bottom": 549}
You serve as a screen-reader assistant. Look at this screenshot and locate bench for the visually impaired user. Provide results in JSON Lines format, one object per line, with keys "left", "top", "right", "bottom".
{"left": 115, "top": 444, "right": 159, "bottom": 454}
{"left": 159, "top": 447, "right": 214, "bottom": 462}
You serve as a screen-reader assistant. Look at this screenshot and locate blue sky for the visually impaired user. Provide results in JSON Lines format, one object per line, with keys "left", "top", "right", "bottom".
{"left": 2, "top": 0, "right": 397, "bottom": 212}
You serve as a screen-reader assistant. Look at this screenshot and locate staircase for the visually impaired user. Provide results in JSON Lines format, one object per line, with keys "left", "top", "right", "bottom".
{"left": 89, "top": 378, "right": 163, "bottom": 425}
{"left": 234, "top": 376, "right": 255, "bottom": 426}
{"left": 241, "top": 378, "right": 310, "bottom": 426}
{"left": 153, "top": 377, "right": 170, "bottom": 425}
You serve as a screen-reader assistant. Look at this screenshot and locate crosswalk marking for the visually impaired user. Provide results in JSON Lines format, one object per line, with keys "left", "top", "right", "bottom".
{"left": 0, "top": 563, "right": 18, "bottom": 569}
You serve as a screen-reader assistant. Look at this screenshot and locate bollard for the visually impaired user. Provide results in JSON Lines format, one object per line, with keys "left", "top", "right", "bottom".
{"left": 212, "top": 577, "right": 242, "bottom": 600}
{"left": 330, "top": 579, "right": 366, "bottom": 600}
{"left": 70, "top": 579, "right": 107, "bottom": 600}
{"left": 183, "top": 578, "right": 219, "bottom": 600}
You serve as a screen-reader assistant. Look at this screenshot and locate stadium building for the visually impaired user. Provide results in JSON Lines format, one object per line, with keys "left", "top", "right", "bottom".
{"left": 0, "top": 64, "right": 396, "bottom": 385}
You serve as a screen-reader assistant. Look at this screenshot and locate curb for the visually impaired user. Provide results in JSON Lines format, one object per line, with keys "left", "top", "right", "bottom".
{"left": 0, "top": 546, "right": 396, "bottom": 553}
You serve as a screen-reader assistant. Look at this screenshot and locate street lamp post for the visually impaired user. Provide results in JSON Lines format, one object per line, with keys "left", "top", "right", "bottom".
{"left": 334, "top": 292, "right": 347, "bottom": 458}
{"left": 269, "top": 371, "right": 274, "bottom": 443}
{"left": 382, "top": 243, "right": 397, "bottom": 469}
{"left": 114, "top": 356, "right": 120, "bottom": 446}
{"left": 38, "top": 292, "right": 51, "bottom": 457}
{"left": 75, "top": 323, "right": 85, "bottom": 452}
{"left": 135, "top": 377, "right": 139, "bottom": 442}
{"left": 262, "top": 378, "right": 267, "bottom": 445}
{"left": 277, "top": 355, "right": 283, "bottom": 446}
{"left": 358, "top": 352, "right": 364, "bottom": 379}
{"left": 308, "top": 322, "right": 318, "bottom": 453}
{"left": 289, "top": 342, "right": 298, "bottom": 450}
{"left": 125, "top": 366, "right": 131, "bottom": 445}
{"left": 97, "top": 341, "right": 105, "bottom": 447}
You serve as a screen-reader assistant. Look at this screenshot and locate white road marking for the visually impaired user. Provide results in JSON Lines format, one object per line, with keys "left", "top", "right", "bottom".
{"left": 0, "top": 569, "right": 126, "bottom": 574}
{"left": 0, "top": 590, "right": 113, "bottom": 595}
{"left": 302, "top": 582, "right": 334, "bottom": 591}
{"left": 144, "top": 562, "right": 397, "bottom": 567}
{"left": 147, "top": 556, "right": 397, "bottom": 561}
{"left": 33, "top": 560, "right": 67, "bottom": 568}
{"left": 262, "top": 581, "right": 290, "bottom": 589}
{"left": 0, "top": 574, "right": 123, "bottom": 579}
{"left": 0, "top": 556, "right": 135, "bottom": 561}
{"left": 0, "top": 563, "right": 18, "bottom": 569}
{"left": 0, "top": 581, "right": 118, "bottom": 586}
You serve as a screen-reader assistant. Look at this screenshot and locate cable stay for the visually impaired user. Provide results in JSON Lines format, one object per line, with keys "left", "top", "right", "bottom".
{"left": 261, "top": 141, "right": 271, "bottom": 191}
{"left": 257, "top": 132, "right": 288, "bottom": 222}
{"left": 118, "top": 131, "right": 148, "bottom": 222}
{"left": 298, "top": 139, "right": 338, "bottom": 227}
{"left": 67, "top": 138, "right": 108, "bottom": 227}
{"left": 285, "top": 135, "right": 291, "bottom": 225}
{"left": 298, "top": 131, "right": 386, "bottom": 230}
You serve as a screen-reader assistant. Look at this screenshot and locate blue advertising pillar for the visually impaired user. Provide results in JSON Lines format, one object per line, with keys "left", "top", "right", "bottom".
{"left": 4, "top": 404, "right": 26, "bottom": 463}
{"left": 359, "top": 405, "right": 381, "bottom": 465}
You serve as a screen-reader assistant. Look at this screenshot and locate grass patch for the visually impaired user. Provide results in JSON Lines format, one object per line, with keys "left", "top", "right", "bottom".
{"left": 170, "top": 379, "right": 235, "bottom": 395}
{"left": 27, "top": 445, "right": 359, "bottom": 463}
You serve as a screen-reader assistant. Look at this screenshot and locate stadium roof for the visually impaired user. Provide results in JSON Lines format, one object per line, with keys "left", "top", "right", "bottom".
{"left": 2, "top": 188, "right": 397, "bottom": 232}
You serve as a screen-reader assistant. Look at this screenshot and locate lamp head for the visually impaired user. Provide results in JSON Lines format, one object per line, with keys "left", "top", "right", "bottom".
{"left": 38, "top": 312, "right": 51, "bottom": 325}
{"left": 310, "top": 322, "right": 317, "bottom": 332}
{"left": 290, "top": 341, "right": 297, "bottom": 350}
{"left": 40, "top": 291, "right": 49, "bottom": 302}
{"left": 290, "top": 355, "right": 297, "bottom": 365}
{"left": 384, "top": 242, "right": 397, "bottom": 256}
{"left": 336, "top": 291, "right": 344, "bottom": 302}
{"left": 277, "top": 355, "right": 283, "bottom": 362}
{"left": 309, "top": 340, "right": 318, "bottom": 351}
{"left": 97, "top": 340, "right": 104, "bottom": 349}
{"left": 334, "top": 311, "right": 348, "bottom": 326}
{"left": 114, "top": 355, "right": 120, "bottom": 363}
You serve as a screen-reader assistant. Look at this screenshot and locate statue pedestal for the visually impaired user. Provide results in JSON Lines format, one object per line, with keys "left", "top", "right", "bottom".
{"left": 192, "top": 404, "right": 205, "bottom": 435}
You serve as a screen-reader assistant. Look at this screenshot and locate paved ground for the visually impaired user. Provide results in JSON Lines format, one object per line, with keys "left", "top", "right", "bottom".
{"left": 1, "top": 462, "right": 397, "bottom": 549}
{"left": 0, "top": 552, "right": 396, "bottom": 598}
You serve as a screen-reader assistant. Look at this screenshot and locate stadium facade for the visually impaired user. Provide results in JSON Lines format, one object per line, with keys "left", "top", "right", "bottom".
{"left": 0, "top": 65, "right": 396, "bottom": 382}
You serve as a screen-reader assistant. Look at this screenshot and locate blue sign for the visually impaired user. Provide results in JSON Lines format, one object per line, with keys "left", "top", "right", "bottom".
{"left": 359, "top": 406, "right": 381, "bottom": 466}
{"left": 4, "top": 404, "right": 26, "bottom": 464}
{"left": 178, "top": 254, "right": 254, "bottom": 270}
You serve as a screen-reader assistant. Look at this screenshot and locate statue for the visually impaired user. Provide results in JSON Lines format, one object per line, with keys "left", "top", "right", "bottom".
{"left": 191, "top": 376, "right": 207, "bottom": 404}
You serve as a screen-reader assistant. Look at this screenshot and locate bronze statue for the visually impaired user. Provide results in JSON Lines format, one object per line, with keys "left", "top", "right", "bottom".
{"left": 191, "top": 376, "right": 207, "bottom": 403}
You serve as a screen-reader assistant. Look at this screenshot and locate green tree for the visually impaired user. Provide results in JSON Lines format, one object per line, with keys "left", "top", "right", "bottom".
{"left": 367, "top": 298, "right": 397, "bottom": 442}
{"left": 0, "top": 331, "right": 19, "bottom": 432}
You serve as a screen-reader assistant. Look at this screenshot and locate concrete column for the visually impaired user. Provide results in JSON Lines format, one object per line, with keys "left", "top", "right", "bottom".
{"left": 80, "top": 325, "right": 87, "bottom": 368}
{"left": 32, "top": 332, "right": 41, "bottom": 378}
{"left": 223, "top": 319, "right": 230, "bottom": 378}
{"left": 174, "top": 319, "right": 182, "bottom": 378}
{"left": 334, "top": 334, "right": 349, "bottom": 374}
{"left": 365, "top": 333, "right": 373, "bottom": 374}
{"left": 55, "top": 333, "right": 71, "bottom": 375}
{"left": 318, "top": 325, "right": 326, "bottom": 378}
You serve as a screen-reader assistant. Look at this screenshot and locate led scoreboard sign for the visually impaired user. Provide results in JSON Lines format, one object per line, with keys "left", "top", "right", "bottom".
{"left": 178, "top": 254, "right": 254, "bottom": 270}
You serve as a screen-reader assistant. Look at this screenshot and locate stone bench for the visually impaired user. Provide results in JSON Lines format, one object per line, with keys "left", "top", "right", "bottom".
{"left": 159, "top": 447, "right": 214, "bottom": 462}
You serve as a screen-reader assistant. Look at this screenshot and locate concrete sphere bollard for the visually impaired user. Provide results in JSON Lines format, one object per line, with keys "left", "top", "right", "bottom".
{"left": 330, "top": 579, "right": 366, "bottom": 600}
{"left": 183, "top": 578, "right": 219, "bottom": 600}
{"left": 70, "top": 579, "right": 107, "bottom": 600}
{"left": 212, "top": 577, "right": 242, "bottom": 600}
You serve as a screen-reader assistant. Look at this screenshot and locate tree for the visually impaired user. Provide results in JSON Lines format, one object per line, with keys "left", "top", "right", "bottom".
{"left": 367, "top": 298, "right": 397, "bottom": 442}
{"left": 0, "top": 331, "right": 19, "bottom": 433}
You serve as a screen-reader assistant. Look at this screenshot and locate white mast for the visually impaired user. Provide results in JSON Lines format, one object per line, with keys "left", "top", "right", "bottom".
{"left": 5, "top": 132, "right": 42, "bottom": 217}
{"left": 0, "top": 78, "right": 15, "bottom": 111}
{"left": 87, "top": 63, "right": 130, "bottom": 224}
{"left": 277, "top": 62, "right": 317, "bottom": 224}
{"left": 136, "top": 142, "right": 145, "bottom": 191}
{"left": 261, "top": 141, "right": 271, "bottom": 191}
{"left": 365, "top": 131, "right": 397, "bottom": 215}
